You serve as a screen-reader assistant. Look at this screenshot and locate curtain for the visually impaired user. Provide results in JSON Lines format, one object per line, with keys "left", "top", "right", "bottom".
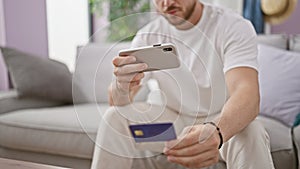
{"left": 243, "top": 0, "right": 264, "bottom": 34}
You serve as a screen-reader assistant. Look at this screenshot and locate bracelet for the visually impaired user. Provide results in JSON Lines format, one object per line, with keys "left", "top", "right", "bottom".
{"left": 203, "top": 122, "right": 223, "bottom": 149}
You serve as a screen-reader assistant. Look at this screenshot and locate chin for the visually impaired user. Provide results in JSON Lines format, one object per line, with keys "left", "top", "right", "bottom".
{"left": 165, "top": 15, "right": 186, "bottom": 26}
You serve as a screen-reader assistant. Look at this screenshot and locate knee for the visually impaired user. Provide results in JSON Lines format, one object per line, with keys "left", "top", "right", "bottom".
{"left": 102, "top": 106, "right": 125, "bottom": 122}
{"left": 102, "top": 104, "right": 138, "bottom": 123}
{"left": 104, "top": 106, "right": 117, "bottom": 116}
{"left": 98, "top": 106, "right": 130, "bottom": 135}
{"left": 230, "top": 120, "right": 270, "bottom": 147}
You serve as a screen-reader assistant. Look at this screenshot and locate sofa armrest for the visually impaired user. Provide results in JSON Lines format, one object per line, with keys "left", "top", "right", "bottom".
{"left": 0, "top": 90, "right": 67, "bottom": 114}
{"left": 0, "top": 90, "right": 18, "bottom": 100}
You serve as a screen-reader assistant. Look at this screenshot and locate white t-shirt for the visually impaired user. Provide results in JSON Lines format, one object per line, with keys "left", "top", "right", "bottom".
{"left": 131, "top": 3, "right": 258, "bottom": 117}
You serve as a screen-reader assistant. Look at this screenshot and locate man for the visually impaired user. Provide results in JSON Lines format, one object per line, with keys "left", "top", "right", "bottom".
{"left": 91, "top": 0, "right": 275, "bottom": 168}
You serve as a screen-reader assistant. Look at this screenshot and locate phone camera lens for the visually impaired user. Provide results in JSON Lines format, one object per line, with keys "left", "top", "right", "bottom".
{"left": 163, "top": 48, "right": 173, "bottom": 52}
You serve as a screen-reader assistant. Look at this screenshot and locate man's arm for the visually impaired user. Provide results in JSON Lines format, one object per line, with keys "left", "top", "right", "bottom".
{"left": 108, "top": 56, "right": 148, "bottom": 106}
{"left": 164, "top": 66, "right": 260, "bottom": 168}
{"left": 215, "top": 66, "right": 260, "bottom": 142}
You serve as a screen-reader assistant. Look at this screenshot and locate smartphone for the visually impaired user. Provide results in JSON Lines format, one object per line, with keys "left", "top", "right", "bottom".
{"left": 118, "top": 43, "right": 180, "bottom": 72}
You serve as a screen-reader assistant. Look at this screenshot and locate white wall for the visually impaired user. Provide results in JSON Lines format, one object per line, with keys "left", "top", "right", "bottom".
{"left": 0, "top": 0, "right": 6, "bottom": 46}
{"left": 0, "top": 0, "right": 9, "bottom": 91}
{"left": 201, "top": 0, "right": 243, "bottom": 15}
{"left": 46, "top": 0, "right": 89, "bottom": 71}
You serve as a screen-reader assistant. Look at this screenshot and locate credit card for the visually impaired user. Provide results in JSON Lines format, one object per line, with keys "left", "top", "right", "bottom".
{"left": 129, "top": 123, "right": 177, "bottom": 142}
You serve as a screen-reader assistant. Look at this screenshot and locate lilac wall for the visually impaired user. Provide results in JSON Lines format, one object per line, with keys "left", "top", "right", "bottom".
{"left": 271, "top": 2, "right": 300, "bottom": 34}
{"left": 3, "top": 0, "right": 48, "bottom": 57}
{"left": 0, "top": 0, "right": 48, "bottom": 91}
{"left": 0, "top": 0, "right": 5, "bottom": 44}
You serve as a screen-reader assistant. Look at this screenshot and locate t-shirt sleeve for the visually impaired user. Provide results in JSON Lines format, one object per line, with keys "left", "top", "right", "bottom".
{"left": 222, "top": 19, "right": 258, "bottom": 73}
{"left": 131, "top": 30, "right": 150, "bottom": 48}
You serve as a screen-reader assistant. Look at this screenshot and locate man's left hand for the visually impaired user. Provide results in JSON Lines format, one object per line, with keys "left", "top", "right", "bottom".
{"left": 164, "top": 124, "right": 220, "bottom": 168}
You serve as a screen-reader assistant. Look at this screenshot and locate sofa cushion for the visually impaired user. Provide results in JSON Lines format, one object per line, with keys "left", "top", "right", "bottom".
{"left": 257, "top": 116, "right": 293, "bottom": 151}
{"left": 0, "top": 90, "right": 67, "bottom": 114}
{"left": 258, "top": 44, "right": 300, "bottom": 127}
{"left": 0, "top": 47, "right": 73, "bottom": 104}
{"left": 0, "top": 97, "right": 66, "bottom": 115}
{"left": 74, "top": 43, "right": 130, "bottom": 103}
{"left": 289, "top": 35, "right": 300, "bottom": 52}
{"left": 0, "top": 104, "right": 109, "bottom": 159}
{"left": 257, "top": 115, "right": 296, "bottom": 169}
{"left": 74, "top": 43, "right": 149, "bottom": 103}
{"left": 257, "top": 34, "right": 288, "bottom": 50}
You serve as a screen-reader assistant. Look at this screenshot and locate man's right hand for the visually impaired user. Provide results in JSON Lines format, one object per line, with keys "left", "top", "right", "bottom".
{"left": 109, "top": 55, "right": 148, "bottom": 106}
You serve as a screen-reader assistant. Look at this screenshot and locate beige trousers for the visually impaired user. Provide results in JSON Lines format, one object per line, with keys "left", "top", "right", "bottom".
{"left": 91, "top": 103, "right": 274, "bottom": 169}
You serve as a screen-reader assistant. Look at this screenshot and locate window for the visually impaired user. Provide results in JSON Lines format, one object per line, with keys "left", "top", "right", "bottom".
{"left": 90, "top": 0, "right": 151, "bottom": 42}
{"left": 46, "top": 0, "right": 90, "bottom": 71}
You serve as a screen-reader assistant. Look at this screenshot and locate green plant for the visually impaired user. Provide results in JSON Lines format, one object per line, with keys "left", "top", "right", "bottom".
{"left": 89, "top": 0, "right": 105, "bottom": 15}
{"left": 89, "top": 0, "right": 150, "bottom": 42}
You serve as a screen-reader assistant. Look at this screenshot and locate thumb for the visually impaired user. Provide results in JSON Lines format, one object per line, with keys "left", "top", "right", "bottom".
{"left": 178, "top": 126, "right": 195, "bottom": 138}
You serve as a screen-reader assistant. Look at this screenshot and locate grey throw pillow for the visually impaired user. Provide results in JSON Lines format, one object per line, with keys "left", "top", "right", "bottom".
{"left": 1, "top": 47, "right": 73, "bottom": 103}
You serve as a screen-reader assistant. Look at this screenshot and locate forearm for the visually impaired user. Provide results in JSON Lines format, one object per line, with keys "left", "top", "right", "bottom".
{"left": 214, "top": 84, "right": 260, "bottom": 142}
{"left": 109, "top": 72, "right": 151, "bottom": 106}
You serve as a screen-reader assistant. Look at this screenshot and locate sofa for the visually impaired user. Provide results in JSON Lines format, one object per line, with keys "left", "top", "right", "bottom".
{"left": 0, "top": 34, "right": 299, "bottom": 169}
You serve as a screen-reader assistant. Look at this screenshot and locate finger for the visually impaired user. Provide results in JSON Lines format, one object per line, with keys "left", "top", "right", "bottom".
{"left": 167, "top": 150, "right": 219, "bottom": 168}
{"left": 199, "top": 123, "right": 217, "bottom": 143}
{"left": 112, "top": 56, "right": 136, "bottom": 67}
{"left": 165, "top": 126, "right": 201, "bottom": 150}
{"left": 116, "top": 73, "right": 144, "bottom": 83}
{"left": 164, "top": 140, "right": 211, "bottom": 156}
{"left": 114, "top": 63, "right": 148, "bottom": 76}
{"left": 129, "top": 80, "right": 141, "bottom": 89}
{"left": 130, "top": 84, "right": 142, "bottom": 96}
{"left": 117, "top": 81, "right": 140, "bottom": 92}
{"left": 178, "top": 126, "right": 195, "bottom": 138}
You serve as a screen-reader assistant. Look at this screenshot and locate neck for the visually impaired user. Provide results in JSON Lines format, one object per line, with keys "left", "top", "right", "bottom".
{"left": 176, "top": 2, "right": 203, "bottom": 30}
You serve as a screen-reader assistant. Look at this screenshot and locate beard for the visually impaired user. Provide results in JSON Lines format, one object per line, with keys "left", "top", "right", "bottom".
{"left": 163, "top": 1, "right": 197, "bottom": 26}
